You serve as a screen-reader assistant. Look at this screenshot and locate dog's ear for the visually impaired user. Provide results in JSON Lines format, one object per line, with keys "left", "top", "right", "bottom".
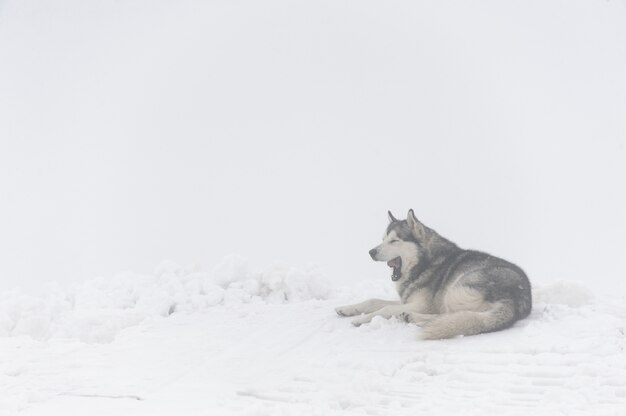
{"left": 407, "top": 209, "right": 427, "bottom": 240}
{"left": 387, "top": 210, "right": 398, "bottom": 223}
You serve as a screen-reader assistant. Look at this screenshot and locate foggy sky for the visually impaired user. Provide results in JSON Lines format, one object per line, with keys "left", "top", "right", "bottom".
{"left": 1, "top": 0, "right": 625, "bottom": 292}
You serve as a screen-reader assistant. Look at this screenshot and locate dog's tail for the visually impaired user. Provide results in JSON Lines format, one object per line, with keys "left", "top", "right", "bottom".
{"left": 419, "top": 300, "right": 518, "bottom": 340}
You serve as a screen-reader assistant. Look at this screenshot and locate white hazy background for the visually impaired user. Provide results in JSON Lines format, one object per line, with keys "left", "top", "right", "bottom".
{"left": 1, "top": 0, "right": 625, "bottom": 293}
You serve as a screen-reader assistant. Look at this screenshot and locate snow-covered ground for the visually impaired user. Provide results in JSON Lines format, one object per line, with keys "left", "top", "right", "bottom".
{"left": 2, "top": 259, "right": 625, "bottom": 415}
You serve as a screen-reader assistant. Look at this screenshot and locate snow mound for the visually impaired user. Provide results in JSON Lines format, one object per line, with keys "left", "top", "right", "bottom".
{"left": 533, "top": 280, "right": 594, "bottom": 308}
{"left": 0, "top": 257, "right": 331, "bottom": 343}
{"left": 0, "top": 272, "right": 602, "bottom": 345}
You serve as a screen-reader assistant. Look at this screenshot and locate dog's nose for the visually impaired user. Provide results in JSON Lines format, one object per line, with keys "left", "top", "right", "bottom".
{"left": 369, "top": 248, "right": 378, "bottom": 259}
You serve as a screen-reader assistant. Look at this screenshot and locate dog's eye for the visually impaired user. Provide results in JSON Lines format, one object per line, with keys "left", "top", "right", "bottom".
{"left": 390, "top": 240, "right": 399, "bottom": 244}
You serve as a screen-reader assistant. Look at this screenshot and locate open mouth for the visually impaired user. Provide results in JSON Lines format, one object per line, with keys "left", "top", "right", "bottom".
{"left": 387, "top": 257, "right": 402, "bottom": 281}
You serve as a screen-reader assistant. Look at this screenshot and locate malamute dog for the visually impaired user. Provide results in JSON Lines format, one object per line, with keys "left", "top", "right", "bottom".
{"left": 336, "top": 210, "right": 532, "bottom": 340}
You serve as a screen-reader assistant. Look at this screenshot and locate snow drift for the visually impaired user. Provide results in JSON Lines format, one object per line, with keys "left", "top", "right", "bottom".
{"left": 0, "top": 256, "right": 331, "bottom": 343}
{"left": 0, "top": 252, "right": 608, "bottom": 346}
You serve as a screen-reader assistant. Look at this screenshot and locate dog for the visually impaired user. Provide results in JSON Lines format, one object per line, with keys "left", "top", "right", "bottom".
{"left": 335, "top": 210, "right": 532, "bottom": 340}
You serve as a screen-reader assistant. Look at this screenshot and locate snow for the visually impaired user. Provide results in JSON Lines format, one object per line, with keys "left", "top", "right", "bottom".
{"left": 1, "top": 260, "right": 625, "bottom": 415}
{"left": 0, "top": 258, "right": 330, "bottom": 343}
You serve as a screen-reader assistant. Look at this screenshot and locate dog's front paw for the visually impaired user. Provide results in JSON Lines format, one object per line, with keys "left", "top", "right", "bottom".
{"left": 335, "top": 305, "right": 359, "bottom": 317}
{"left": 399, "top": 312, "right": 412, "bottom": 323}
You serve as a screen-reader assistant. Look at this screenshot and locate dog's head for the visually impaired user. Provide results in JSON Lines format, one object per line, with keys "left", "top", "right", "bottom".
{"left": 369, "top": 209, "right": 428, "bottom": 282}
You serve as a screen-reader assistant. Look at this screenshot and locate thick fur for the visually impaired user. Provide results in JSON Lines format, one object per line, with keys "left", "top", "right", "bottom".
{"left": 336, "top": 210, "right": 532, "bottom": 340}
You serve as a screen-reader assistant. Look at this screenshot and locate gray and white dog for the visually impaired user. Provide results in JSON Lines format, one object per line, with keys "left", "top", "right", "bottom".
{"left": 336, "top": 210, "right": 532, "bottom": 340}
